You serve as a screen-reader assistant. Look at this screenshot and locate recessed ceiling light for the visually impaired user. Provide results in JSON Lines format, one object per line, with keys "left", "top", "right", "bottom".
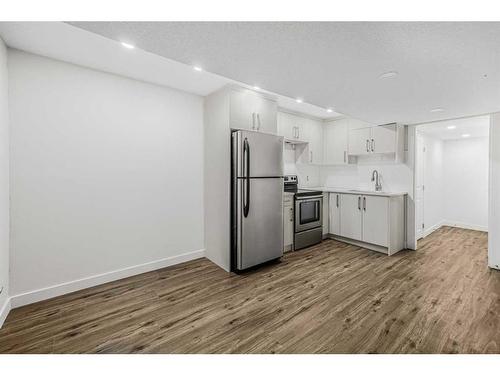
{"left": 462, "top": 134, "right": 471, "bottom": 138}
{"left": 193, "top": 66, "right": 203, "bottom": 72}
{"left": 379, "top": 71, "right": 398, "bottom": 79}
{"left": 326, "top": 108, "right": 333, "bottom": 113}
{"left": 253, "top": 86, "right": 261, "bottom": 90}
{"left": 447, "top": 125, "right": 456, "bottom": 130}
{"left": 430, "top": 108, "right": 444, "bottom": 113}
{"left": 296, "top": 98, "right": 303, "bottom": 103}
{"left": 120, "top": 42, "right": 135, "bottom": 49}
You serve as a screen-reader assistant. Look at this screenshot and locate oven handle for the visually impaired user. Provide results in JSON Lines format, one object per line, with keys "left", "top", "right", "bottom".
{"left": 295, "top": 195, "right": 323, "bottom": 201}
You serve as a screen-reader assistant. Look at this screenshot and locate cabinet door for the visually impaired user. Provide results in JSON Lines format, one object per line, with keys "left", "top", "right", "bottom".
{"left": 255, "top": 96, "right": 277, "bottom": 134}
{"left": 283, "top": 203, "right": 294, "bottom": 248}
{"left": 340, "top": 194, "right": 362, "bottom": 241}
{"left": 230, "top": 89, "right": 259, "bottom": 130}
{"left": 278, "top": 112, "right": 296, "bottom": 139}
{"left": 329, "top": 193, "right": 341, "bottom": 235}
{"left": 322, "top": 193, "right": 329, "bottom": 235}
{"left": 307, "top": 119, "right": 323, "bottom": 164}
{"left": 371, "top": 124, "right": 396, "bottom": 154}
{"left": 348, "top": 127, "right": 371, "bottom": 155}
{"left": 324, "top": 119, "right": 349, "bottom": 164}
{"left": 362, "top": 195, "right": 389, "bottom": 247}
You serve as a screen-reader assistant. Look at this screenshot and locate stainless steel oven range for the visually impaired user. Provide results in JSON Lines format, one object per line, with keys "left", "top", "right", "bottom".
{"left": 284, "top": 175, "right": 323, "bottom": 250}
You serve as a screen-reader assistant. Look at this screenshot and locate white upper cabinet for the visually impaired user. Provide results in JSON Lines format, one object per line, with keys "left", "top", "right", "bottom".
{"left": 277, "top": 111, "right": 297, "bottom": 140}
{"left": 323, "top": 118, "right": 349, "bottom": 165}
{"left": 348, "top": 127, "right": 372, "bottom": 155}
{"left": 370, "top": 124, "right": 397, "bottom": 154}
{"left": 303, "top": 118, "right": 323, "bottom": 164}
{"left": 230, "top": 88, "right": 277, "bottom": 134}
{"left": 348, "top": 124, "right": 398, "bottom": 156}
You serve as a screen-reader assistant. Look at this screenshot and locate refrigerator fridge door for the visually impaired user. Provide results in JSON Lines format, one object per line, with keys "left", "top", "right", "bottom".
{"left": 233, "top": 130, "right": 283, "bottom": 178}
{"left": 236, "top": 177, "right": 283, "bottom": 270}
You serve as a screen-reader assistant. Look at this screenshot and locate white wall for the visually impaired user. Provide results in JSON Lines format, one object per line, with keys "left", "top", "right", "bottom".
{"left": 443, "top": 137, "right": 489, "bottom": 231}
{"left": 8, "top": 50, "right": 205, "bottom": 305}
{"left": 0, "top": 38, "right": 10, "bottom": 325}
{"left": 489, "top": 113, "right": 500, "bottom": 270}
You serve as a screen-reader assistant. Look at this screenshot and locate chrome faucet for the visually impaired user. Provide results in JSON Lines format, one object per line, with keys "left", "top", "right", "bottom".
{"left": 371, "top": 170, "right": 382, "bottom": 191}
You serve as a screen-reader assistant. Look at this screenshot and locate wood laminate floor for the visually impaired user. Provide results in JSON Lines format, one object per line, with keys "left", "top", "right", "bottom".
{"left": 0, "top": 226, "right": 498, "bottom": 353}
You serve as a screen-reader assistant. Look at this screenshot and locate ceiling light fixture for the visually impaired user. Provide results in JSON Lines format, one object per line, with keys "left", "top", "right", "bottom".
{"left": 193, "top": 66, "right": 203, "bottom": 72}
{"left": 253, "top": 86, "right": 261, "bottom": 90}
{"left": 430, "top": 108, "right": 444, "bottom": 113}
{"left": 326, "top": 108, "right": 333, "bottom": 113}
{"left": 447, "top": 125, "right": 456, "bottom": 130}
{"left": 296, "top": 98, "right": 303, "bottom": 103}
{"left": 379, "top": 71, "right": 398, "bottom": 79}
{"left": 462, "top": 134, "right": 471, "bottom": 138}
{"left": 121, "top": 42, "right": 135, "bottom": 49}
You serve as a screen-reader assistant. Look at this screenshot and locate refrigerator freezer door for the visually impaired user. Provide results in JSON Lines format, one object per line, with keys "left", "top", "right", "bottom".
{"left": 234, "top": 130, "right": 284, "bottom": 178}
{"left": 236, "top": 177, "right": 283, "bottom": 270}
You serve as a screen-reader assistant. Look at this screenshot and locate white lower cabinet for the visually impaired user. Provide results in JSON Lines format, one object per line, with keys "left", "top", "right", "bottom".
{"left": 339, "top": 194, "right": 363, "bottom": 241}
{"left": 361, "top": 195, "right": 388, "bottom": 247}
{"left": 329, "top": 193, "right": 341, "bottom": 236}
{"left": 283, "top": 195, "right": 294, "bottom": 251}
{"left": 329, "top": 192, "right": 406, "bottom": 255}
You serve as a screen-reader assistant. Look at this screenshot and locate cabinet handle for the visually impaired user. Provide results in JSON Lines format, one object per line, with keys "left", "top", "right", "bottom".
{"left": 366, "top": 139, "right": 370, "bottom": 152}
{"left": 310, "top": 151, "right": 313, "bottom": 163}
{"left": 257, "top": 113, "right": 261, "bottom": 130}
{"left": 371, "top": 139, "right": 374, "bottom": 152}
{"left": 252, "top": 112, "right": 256, "bottom": 130}
{"left": 336, "top": 194, "right": 339, "bottom": 207}
{"left": 363, "top": 196, "right": 366, "bottom": 211}
{"left": 344, "top": 150, "right": 347, "bottom": 163}
{"left": 358, "top": 196, "right": 361, "bottom": 210}
{"left": 290, "top": 207, "right": 293, "bottom": 222}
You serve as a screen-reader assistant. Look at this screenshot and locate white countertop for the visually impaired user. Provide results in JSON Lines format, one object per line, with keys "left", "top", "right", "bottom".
{"left": 299, "top": 186, "right": 407, "bottom": 197}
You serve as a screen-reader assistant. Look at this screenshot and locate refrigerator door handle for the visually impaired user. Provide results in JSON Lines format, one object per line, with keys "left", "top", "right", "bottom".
{"left": 243, "top": 138, "right": 250, "bottom": 217}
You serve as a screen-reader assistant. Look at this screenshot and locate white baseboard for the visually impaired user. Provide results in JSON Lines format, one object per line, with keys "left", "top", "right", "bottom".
{"left": 423, "top": 221, "right": 445, "bottom": 238}
{"left": 423, "top": 220, "right": 487, "bottom": 238}
{"left": 10, "top": 248, "right": 205, "bottom": 309}
{"left": 442, "top": 221, "right": 488, "bottom": 232}
{"left": 0, "top": 297, "right": 11, "bottom": 329}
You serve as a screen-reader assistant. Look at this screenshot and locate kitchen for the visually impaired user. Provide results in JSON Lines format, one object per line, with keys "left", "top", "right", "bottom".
{"left": 0, "top": 20, "right": 500, "bottom": 359}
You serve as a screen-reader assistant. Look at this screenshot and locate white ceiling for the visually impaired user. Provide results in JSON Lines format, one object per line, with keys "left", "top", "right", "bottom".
{"left": 0, "top": 22, "right": 342, "bottom": 120}
{"left": 417, "top": 115, "right": 490, "bottom": 140}
{"left": 66, "top": 22, "right": 500, "bottom": 125}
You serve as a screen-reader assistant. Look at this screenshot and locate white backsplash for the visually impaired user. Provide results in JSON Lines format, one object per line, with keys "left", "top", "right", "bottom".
{"left": 285, "top": 143, "right": 411, "bottom": 192}
{"left": 284, "top": 144, "right": 321, "bottom": 187}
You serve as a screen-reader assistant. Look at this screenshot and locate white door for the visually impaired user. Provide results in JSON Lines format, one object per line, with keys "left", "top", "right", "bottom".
{"left": 340, "top": 194, "right": 362, "bottom": 240}
{"left": 324, "top": 119, "right": 349, "bottom": 164}
{"left": 371, "top": 124, "right": 396, "bottom": 154}
{"left": 362, "top": 195, "right": 389, "bottom": 247}
{"left": 329, "top": 193, "right": 341, "bottom": 235}
{"left": 230, "top": 89, "right": 259, "bottom": 130}
{"left": 415, "top": 134, "right": 425, "bottom": 239}
{"left": 255, "top": 96, "right": 277, "bottom": 134}
{"left": 348, "top": 127, "right": 371, "bottom": 155}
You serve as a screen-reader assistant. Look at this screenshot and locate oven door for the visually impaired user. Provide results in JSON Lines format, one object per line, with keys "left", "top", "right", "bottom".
{"left": 295, "top": 196, "right": 322, "bottom": 232}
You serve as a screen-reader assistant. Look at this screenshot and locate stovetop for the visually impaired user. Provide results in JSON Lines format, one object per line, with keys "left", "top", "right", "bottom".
{"left": 284, "top": 175, "right": 323, "bottom": 197}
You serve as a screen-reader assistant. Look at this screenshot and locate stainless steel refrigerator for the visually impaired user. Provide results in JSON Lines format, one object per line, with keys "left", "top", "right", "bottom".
{"left": 231, "top": 130, "right": 284, "bottom": 271}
